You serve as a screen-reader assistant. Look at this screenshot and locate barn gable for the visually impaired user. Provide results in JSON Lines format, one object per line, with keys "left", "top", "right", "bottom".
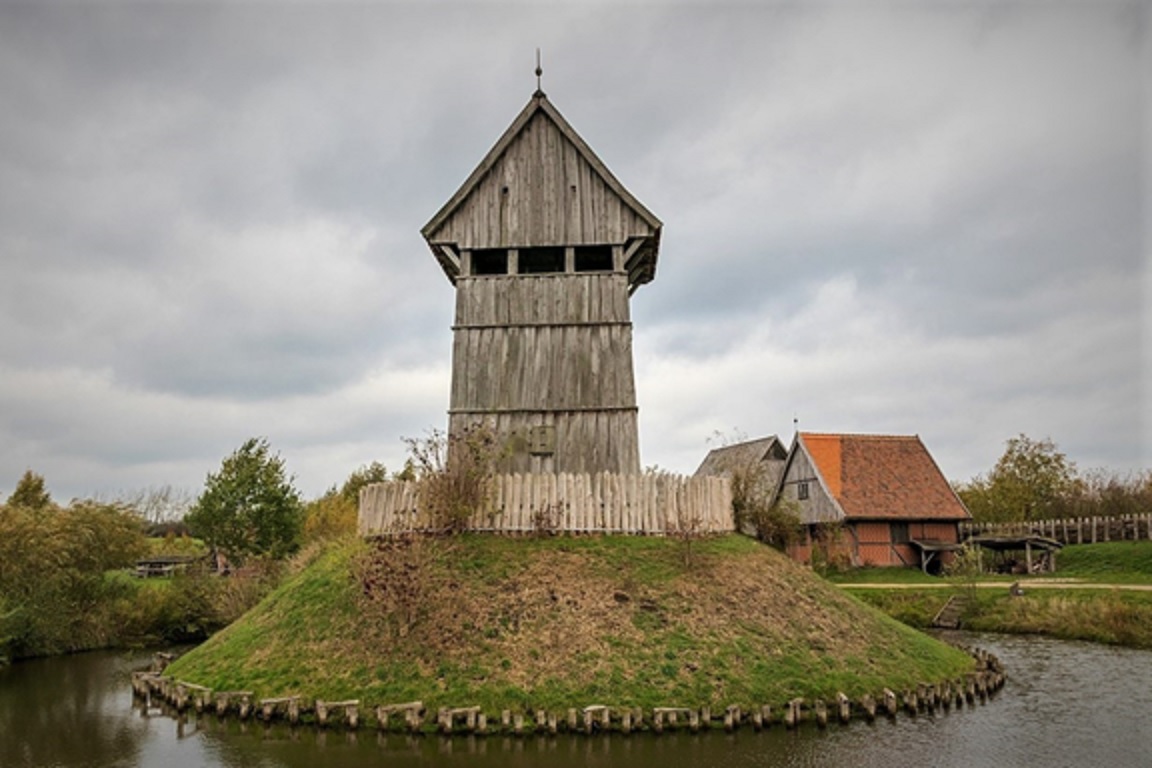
{"left": 422, "top": 92, "right": 661, "bottom": 291}
{"left": 776, "top": 434, "right": 847, "bottom": 526}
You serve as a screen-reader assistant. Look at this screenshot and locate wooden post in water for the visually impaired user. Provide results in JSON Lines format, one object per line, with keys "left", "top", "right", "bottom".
{"left": 883, "top": 689, "right": 898, "bottom": 717}
{"left": 814, "top": 700, "right": 828, "bottom": 728}
{"left": 785, "top": 699, "right": 804, "bottom": 729}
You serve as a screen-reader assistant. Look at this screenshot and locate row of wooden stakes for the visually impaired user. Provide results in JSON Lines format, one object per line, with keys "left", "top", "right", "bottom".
{"left": 131, "top": 668, "right": 1005, "bottom": 735}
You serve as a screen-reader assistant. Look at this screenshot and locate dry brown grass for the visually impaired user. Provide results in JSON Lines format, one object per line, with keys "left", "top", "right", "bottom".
{"left": 171, "top": 535, "right": 974, "bottom": 711}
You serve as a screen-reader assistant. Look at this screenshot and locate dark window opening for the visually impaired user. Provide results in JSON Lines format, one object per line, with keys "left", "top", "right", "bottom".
{"left": 519, "top": 247, "right": 565, "bottom": 274}
{"left": 891, "top": 522, "right": 910, "bottom": 544}
{"left": 574, "top": 244, "right": 614, "bottom": 272}
{"left": 472, "top": 249, "right": 508, "bottom": 276}
{"left": 798, "top": 481, "right": 810, "bottom": 501}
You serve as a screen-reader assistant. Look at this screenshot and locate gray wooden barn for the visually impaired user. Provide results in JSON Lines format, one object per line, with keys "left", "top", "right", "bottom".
{"left": 422, "top": 88, "right": 661, "bottom": 474}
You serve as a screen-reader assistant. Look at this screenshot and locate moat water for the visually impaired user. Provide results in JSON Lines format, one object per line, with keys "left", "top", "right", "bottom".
{"left": 2, "top": 632, "right": 1150, "bottom": 767}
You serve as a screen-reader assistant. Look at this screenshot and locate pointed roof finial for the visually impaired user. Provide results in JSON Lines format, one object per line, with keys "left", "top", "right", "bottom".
{"left": 534, "top": 48, "right": 545, "bottom": 98}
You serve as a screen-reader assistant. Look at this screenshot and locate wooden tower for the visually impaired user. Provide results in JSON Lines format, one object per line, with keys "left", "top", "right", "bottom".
{"left": 422, "top": 88, "right": 661, "bottom": 475}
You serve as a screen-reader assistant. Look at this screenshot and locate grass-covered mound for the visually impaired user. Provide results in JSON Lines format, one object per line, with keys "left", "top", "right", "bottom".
{"left": 164, "top": 535, "right": 973, "bottom": 713}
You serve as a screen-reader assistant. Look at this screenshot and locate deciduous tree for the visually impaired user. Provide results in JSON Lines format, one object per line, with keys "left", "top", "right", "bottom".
{"left": 957, "top": 435, "right": 1082, "bottom": 522}
{"left": 185, "top": 438, "right": 303, "bottom": 561}
{"left": 5, "top": 470, "right": 52, "bottom": 510}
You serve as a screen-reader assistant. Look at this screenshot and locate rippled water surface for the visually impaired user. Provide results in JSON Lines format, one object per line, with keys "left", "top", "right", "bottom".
{"left": 2, "top": 632, "right": 1150, "bottom": 767}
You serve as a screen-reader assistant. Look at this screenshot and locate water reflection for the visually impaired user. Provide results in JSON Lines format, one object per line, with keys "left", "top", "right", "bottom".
{"left": 0, "top": 651, "right": 148, "bottom": 768}
{"left": 2, "top": 634, "right": 1151, "bottom": 768}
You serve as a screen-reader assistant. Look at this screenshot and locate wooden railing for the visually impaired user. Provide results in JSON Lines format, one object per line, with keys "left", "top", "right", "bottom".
{"left": 961, "top": 514, "right": 1152, "bottom": 545}
{"left": 358, "top": 472, "right": 734, "bottom": 536}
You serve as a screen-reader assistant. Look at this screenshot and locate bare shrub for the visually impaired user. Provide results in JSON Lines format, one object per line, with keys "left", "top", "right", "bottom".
{"left": 532, "top": 502, "right": 563, "bottom": 537}
{"left": 704, "top": 434, "right": 801, "bottom": 549}
{"left": 668, "top": 490, "right": 706, "bottom": 569}
{"left": 751, "top": 498, "right": 803, "bottom": 551}
{"left": 402, "top": 424, "right": 502, "bottom": 533}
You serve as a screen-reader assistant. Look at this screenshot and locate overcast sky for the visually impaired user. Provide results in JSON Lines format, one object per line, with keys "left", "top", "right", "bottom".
{"left": 1, "top": 0, "right": 1147, "bottom": 503}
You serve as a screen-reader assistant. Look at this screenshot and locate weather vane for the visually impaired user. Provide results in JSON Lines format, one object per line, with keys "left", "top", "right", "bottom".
{"left": 535, "top": 48, "right": 544, "bottom": 97}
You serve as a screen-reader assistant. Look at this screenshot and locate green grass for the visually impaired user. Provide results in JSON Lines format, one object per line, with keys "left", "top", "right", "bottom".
{"left": 1055, "top": 541, "right": 1152, "bottom": 583}
{"left": 824, "top": 567, "right": 940, "bottom": 585}
{"left": 164, "top": 535, "right": 973, "bottom": 718}
{"left": 824, "top": 542, "right": 1152, "bottom": 649}
{"left": 848, "top": 585, "right": 1152, "bottom": 650}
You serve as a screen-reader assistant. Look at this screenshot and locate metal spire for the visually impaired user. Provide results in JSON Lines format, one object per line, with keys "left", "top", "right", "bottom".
{"left": 534, "top": 48, "right": 545, "bottom": 97}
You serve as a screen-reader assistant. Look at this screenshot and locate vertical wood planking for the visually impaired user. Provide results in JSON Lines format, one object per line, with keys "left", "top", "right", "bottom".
{"left": 357, "top": 474, "right": 735, "bottom": 536}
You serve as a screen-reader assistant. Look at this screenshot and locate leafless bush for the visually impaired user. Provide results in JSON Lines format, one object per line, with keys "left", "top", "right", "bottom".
{"left": 668, "top": 497, "right": 705, "bottom": 569}
{"left": 402, "top": 424, "right": 502, "bottom": 533}
{"left": 532, "top": 502, "right": 563, "bottom": 537}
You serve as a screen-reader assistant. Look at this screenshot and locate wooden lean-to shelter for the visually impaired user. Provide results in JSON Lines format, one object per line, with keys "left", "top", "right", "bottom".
{"left": 422, "top": 87, "right": 661, "bottom": 474}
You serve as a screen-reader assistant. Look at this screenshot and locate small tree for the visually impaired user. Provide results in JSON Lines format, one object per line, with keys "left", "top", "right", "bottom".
{"left": 6, "top": 470, "right": 53, "bottom": 511}
{"left": 185, "top": 438, "right": 303, "bottom": 562}
{"left": 957, "top": 435, "right": 1082, "bottom": 523}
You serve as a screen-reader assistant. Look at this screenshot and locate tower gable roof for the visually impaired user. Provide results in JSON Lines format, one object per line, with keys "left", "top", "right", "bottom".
{"left": 422, "top": 93, "right": 662, "bottom": 287}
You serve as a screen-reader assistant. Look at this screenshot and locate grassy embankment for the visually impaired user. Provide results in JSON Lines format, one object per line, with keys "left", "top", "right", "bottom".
{"left": 165, "top": 534, "right": 973, "bottom": 716}
{"left": 828, "top": 541, "right": 1152, "bottom": 648}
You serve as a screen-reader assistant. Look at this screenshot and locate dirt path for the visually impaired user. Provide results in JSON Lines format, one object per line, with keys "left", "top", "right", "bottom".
{"left": 839, "top": 581, "right": 1152, "bottom": 592}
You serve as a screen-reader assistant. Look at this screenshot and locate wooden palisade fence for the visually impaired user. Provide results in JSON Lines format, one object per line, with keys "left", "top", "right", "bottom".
{"left": 961, "top": 514, "right": 1152, "bottom": 546}
{"left": 359, "top": 472, "right": 733, "bottom": 536}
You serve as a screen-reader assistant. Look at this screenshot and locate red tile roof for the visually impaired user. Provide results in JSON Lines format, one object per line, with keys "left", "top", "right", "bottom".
{"left": 799, "top": 433, "right": 971, "bottom": 521}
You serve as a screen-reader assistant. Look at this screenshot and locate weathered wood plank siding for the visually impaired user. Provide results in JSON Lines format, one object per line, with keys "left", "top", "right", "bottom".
{"left": 450, "top": 272, "right": 640, "bottom": 474}
{"left": 358, "top": 473, "right": 733, "bottom": 536}
{"left": 431, "top": 112, "right": 655, "bottom": 249}
{"left": 778, "top": 447, "right": 843, "bottom": 525}
{"left": 455, "top": 272, "right": 630, "bottom": 326}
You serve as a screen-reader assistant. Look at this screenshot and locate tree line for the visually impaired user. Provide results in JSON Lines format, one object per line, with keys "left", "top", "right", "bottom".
{"left": 954, "top": 434, "right": 1152, "bottom": 523}
{"left": 0, "top": 438, "right": 396, "bottom": 663}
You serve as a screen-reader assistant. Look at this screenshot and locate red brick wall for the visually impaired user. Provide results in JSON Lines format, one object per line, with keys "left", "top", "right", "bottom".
{"left": 787, "top": 520, "right": 961, "bottom": 569}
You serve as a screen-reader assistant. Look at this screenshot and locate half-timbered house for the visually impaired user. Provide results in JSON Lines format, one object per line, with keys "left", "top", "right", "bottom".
{"left": 776, "top": 433, "right": 971, "bottom": 571}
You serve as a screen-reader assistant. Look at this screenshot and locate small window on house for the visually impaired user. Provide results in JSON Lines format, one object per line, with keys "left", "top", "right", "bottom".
{"left": 518, "top": 247, "right": 565, "bottom": 274}
{"left": 798, "top": 481, "right": 810, "bottom": 500}
{"left": 891, "top": 522, "right": 910, "bottom": 544}
{"left": 574, "top": 244, "right": 614, "bottom": 272}
{"left": 472, "top": 248, "right": 508, "bottom": 275}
